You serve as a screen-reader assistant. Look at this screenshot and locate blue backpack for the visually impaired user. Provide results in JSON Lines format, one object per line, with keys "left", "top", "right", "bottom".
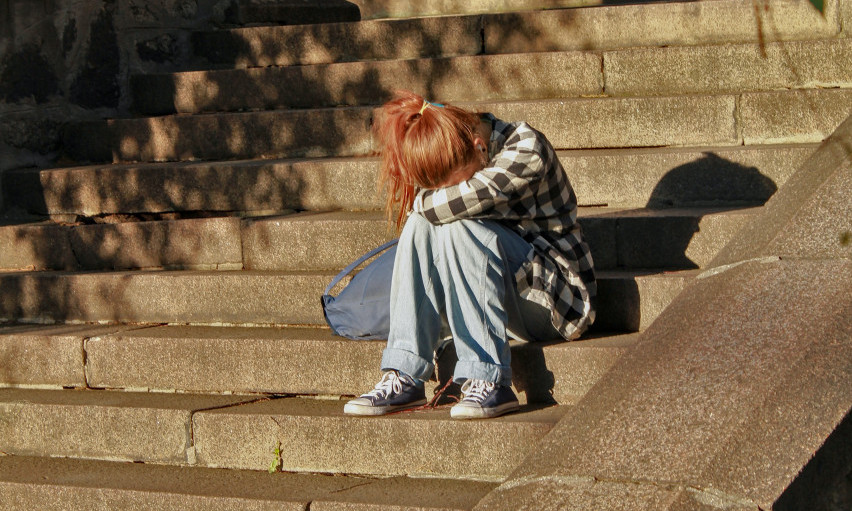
{"left": 321, "top": 239, "right": 398, "bottom": 340}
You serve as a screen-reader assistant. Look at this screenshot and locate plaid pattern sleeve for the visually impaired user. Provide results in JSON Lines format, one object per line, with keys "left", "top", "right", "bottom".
{"left": 412, "top": 115, "right": 596, "bottom": 340}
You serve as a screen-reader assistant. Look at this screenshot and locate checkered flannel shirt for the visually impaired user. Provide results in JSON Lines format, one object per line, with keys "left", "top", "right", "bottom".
{"left": 411, "top": 114, "right": 596, "bottom": 340}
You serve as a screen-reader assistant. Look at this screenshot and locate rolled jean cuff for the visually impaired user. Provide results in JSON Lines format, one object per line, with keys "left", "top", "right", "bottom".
{"left": 381, "top": 347, "right": 434, "bottom": 382}
{"left": 454, "top": 360, "right": 512, "bottom": 387}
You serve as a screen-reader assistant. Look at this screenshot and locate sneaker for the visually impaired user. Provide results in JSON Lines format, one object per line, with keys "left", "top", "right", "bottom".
{"left": 343, "top": 370, "right": 427, "bottom": 416}
{"left": 450, "top": 379, "right": 520, "bottom": 419}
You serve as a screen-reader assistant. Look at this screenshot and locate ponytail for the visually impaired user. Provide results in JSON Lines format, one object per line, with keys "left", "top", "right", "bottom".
{"left": 373, "top": 91, "right": 480, "bottom": 231}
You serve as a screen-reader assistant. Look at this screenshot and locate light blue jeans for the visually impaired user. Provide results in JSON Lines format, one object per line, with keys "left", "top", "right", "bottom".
{"left": 380, "top": 214, "right": 559, "bottom": 387}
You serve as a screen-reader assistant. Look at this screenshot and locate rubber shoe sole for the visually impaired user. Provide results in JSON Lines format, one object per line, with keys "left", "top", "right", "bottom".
{"left": 344, "top": 397, "right": 428, "bottom": 416}
{"left": 450, "top": 400, "right": 520, "bottom": 420}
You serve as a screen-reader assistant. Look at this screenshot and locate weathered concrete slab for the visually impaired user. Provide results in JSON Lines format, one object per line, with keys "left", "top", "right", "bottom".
{"left": 8, "top": 145, "right": 811, "bottom": 218}
{"left": 234, "top": 0, "right": 361, "bottom": 25}
{"left": 740, "top": 89, "right": 852, "bottom": 145}
{"left": 350, "top": 0, "right": 596, "bottom": 20}
{"left": 0, "top": 269, "right": 335, "bottom": 326}
{"left": 311, "top": 475, "right": 496, "bottom": 510}
{"left": 477, "top": 259, "right": 852, "bottom": 510}
{"left": 0, "top": 389, "right": 257, "bottom": 463}
{"left": 193, "top": 15, "right": 483, "bottom": 68}
{"left": 4, "top": 157, "right": 383, "bottom": 217}
{"left": 69, "top": 217, "right": 243, "bottom": 270}
{"left": 605, "top": 38, "right": 852, "bottom": 96}
{"left": 484, "top": 0, "right": 840, "bottom": 54}
{"left": 0, "top": 455, "right": 365, "bottom": 511}
{"left": 470, "top": 95, "right": 739, "bottom": 149}
{"left": 0, "top": 324, "right": 134, "bottom": 388}
{"left": 243, "top": 208, "right": 753, "bottom": 271}
{"left": 83, "top": 323, "right": 636, "bottom": 404}
{"left": 64, "top": 107, "right": 374, "bottom": 164}
{"left": 193, "top": 397, "right": 568, "bottom": 479}
{"left": 714, "top": 114, "right": 852, "bottom": 265}
{"left": 0, "top": 268, "right": 692, "bottom": 329}
{"left": 134, "top": 51, "right": 602, "bottom": 115}
{"left": 0, "top": 222, "right": 76, "bottom": 271}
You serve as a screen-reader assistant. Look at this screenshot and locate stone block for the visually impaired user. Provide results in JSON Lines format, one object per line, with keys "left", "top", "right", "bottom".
{"left": 193, "top": 15, "right": 483, "bottom": 68}
{"left": 311, "top": 476, "right": 496, "bottom": 510}
{"left": 0, "top": 455, "right": 363, "bottom": 511}
{"left": 69, "top": 217, "right": 243, "bottom": 270}
{"left": 0, "top": 389, "right": 255, "bottom": 463}
{"left": 715, "top": 113, "right": 852, "bottom": 265}
{"left": 0, "top": 324, "right": 129, "bottom": 387}
{"left": 0, "top": 270, "right": 336, "bottom": 326}
{"left": 484, "top": 0, "right": 840, "bottom": 55}
{"left": 64, "top": 107, "right": 374, "bottom": 163}
{"left": 0, "top": 222, "right": 76, "bottom": 271}
{"left": 480, "top": 259, "right": 852, "bottom": 510}
{"left": 740, "top": 89, "right": 852, "bottom": 145}
{"left": 193, "top": 397, "right": 567, "bottom": 478}
{"left": 605, "top": 38, "right": 852, "bottom": 96}
{"left": 351, "top": 0, "right": 596, "bottom": 20}
{"left": 470, "top": 95, "right": 738, "bottom": 149}
{"left": 4, "top": 158, "right": 383, "bottom": 217}
{"left": 243, "top": 211, "right": 391, "bottom": 271}
{"left": 134, "top": 50, "right": 602, "bottom": 115}
{"left": 86, "top": 325, "right": 384, "bottom": 395}
{"left": 593, "top": 270, "right": 695, "bottom": 332}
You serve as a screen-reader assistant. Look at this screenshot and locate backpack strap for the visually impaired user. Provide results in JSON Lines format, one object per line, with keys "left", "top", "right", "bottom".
{"left": 323, "top": 239, "right": 399, "bottom": 296}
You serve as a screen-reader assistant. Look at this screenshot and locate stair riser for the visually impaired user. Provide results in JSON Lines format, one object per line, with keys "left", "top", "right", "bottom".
{"left": 135, "top": 38, "right": 852, "bottom": 115}
{"left": 195, "top": 0, "right": 840, "bottom": 68}
{"left": 0, "top": 271, "right": 690, "bottom": 331}
{"left": 7, "top": 146, "right": 814, "bottom": 217}
{"left": 133, "top": 51, "right": 602, "bottom": 115}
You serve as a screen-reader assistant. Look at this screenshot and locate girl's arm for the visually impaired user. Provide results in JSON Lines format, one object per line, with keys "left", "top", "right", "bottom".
{"left": 412, "top": 122, "right": 548, "bottom": 224}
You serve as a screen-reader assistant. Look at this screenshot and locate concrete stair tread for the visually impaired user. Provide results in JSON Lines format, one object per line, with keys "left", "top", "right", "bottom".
{"left": 0, "top": 321, "right": 638, "bottom": 403}
{"left": 66, "top": 89, "right": 852, "bottom": 164}
{"left": 7, "top": 144, "right": 814, "bottom": 215}
{"left": 0, "top": 387, "right": 568, "bottom": 479}
{"left": 0, "top": 455, "right": 497, "bottom": 510}
{"left": 192, "top": 0, "right": 839, "bottom": 68}
{"left": 134, "top": 37, "right": 852, "bottom": 115}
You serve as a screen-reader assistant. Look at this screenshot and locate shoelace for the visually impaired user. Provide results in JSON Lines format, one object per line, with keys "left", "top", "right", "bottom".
{"left": 363, "top": 371, "right": 404, "bottom": 399}
{"left": 460, "top": 379, "right": 495, "bottom": 404}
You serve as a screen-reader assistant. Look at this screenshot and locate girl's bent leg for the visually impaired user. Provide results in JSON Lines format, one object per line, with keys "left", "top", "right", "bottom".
{"left": 380, "top": 214, "right": 446, "bottom": 382}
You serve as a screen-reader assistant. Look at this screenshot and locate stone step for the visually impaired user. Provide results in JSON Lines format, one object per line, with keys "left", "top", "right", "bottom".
{"left": 0, "top": 388, "right": 567, "bottom": 479}
{"left": 0, "top": 455, "right": 497, "bottom": 510}
{"left": 0, "top": 207, "right": 755, "bottom": 273}
{"left": 133, "top": 38, "right": 852, "bottom": 115}
{"left": 0, "top": 322, "right": 637, "bottom": 405}
{"left": 66, "top": 90, "right": 851, "bottom": 164}
{"left": 0, "top": 268, "right": 694, "bottom": 331}
{"left": 192, "top": 0, "right": 839, "bottom": 68}
{"left": 233, "top": 0, "right": 362, "bottom": 26}
{"left": 244, "top": 207, "right": 756, "bottom": 271}
{"left": 6, "top": 145, "right": 815, "bottom": 216}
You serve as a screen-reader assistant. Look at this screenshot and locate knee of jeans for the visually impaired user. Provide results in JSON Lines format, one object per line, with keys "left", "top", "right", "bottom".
{"left": 440, "top": 219, "right": 497, "bottom": 252}
{"left": 400, "top": 213, "right": 436, "bottom": 245}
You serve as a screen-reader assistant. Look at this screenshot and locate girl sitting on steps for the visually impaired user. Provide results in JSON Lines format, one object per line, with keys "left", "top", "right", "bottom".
{"left": 344, "top": 91, "right": 596, "bottom": 419}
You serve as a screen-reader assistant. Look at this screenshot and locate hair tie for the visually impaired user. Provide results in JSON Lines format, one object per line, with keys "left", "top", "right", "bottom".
{"left": 419, "top": 99, "right": 445, "bottom": 115}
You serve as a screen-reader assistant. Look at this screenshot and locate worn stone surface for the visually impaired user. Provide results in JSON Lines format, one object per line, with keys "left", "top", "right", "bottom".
{"left": 69, "top": 216, "right": 243, "bottom": 270}
{"left": 471, "top": 95, "right": 739, "bottom": 149}
{"left": 6, "top": 157, "right": 383, "bottom": 216}
{"left": 0, "top": 388, "right": 256, "bottom": 463}
{"left": 714, "top": 114, "right": 852, "bottom": 265}
{"left": 311, "top": 475, "right": 497, "bottom": 510}
{"left": 0, "top": 324, "right": 133, "bottom": 387}
{"left": 350, "top": 0, "right": 596, "bottom": 20}
{"left": 134, "top": 50, "right": 602, "bottom": 114}
{"left": 605, "top": 38, "right": 852, "bottom": 96}
{"left": 0, "top": 222, "right": 76, "bottom": 271}
{"left": 740, "top": 89, "right": 852, "bottom": 145}
{"left": 194, "top": 15, "right": 483, "bottom": 68}
{"left": 477, "top": 259, "right": 852, "bottom": 510}
{"left": 193, "top": 397, "right": 567, "bottom": 479}
{"left": 0, "top": 269, "right": 335, "bottom": 326}
{"left": 593, "top": 270, "right": 695, "bottom": 332}
{"left": 64, "top": 107, "right": 374, "bottom": 164}
{"left": 484, "top": 0, "right": 840, "bottom": 54}
{"left": 0, "top": 455, "right": 363, "bottom": 511}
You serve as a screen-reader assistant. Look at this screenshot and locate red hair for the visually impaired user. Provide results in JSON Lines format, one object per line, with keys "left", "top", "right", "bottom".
{"left": 373, "top": 91, "right": 481, "bottom": 230}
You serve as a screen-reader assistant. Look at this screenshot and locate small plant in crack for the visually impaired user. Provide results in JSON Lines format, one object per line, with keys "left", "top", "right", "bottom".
{"left": 269, "top": 440, "right": 283, "bottom": 473}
